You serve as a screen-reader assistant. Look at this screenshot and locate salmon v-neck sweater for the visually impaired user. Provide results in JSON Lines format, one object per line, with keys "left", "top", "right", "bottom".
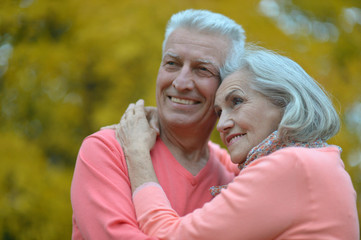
{"left": 71, "top": 129, "right": 237, "bottom": 239}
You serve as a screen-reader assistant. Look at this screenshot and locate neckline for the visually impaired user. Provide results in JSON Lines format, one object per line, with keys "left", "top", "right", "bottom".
{"left": 157, "top": 138, "right": 214, "bottom": 182}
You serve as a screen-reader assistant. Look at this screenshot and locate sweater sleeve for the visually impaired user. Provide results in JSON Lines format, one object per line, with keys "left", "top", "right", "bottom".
{"left": 71, "top": 129, "right": 157, "bottom": 240}
{"left": 133, "top": 150, "right": 307, "bottom": 240}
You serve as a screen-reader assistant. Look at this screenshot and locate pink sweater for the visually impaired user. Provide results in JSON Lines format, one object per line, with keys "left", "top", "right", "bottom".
{"left": 71, "top": 129, "right": 237, "bottom": 239}
{"left": 134, "top": 146, "right": 359, "bottom": 240}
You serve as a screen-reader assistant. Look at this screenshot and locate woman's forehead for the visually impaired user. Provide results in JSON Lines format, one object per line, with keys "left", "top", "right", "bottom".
{"left": 217, "top": 70, "right": 248, "bottom": 93}
{"left": 215, "top": 69, "right": 255, "bottom": 106}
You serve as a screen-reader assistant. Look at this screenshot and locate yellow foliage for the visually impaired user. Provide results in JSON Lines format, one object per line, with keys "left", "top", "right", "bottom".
{"left": 0, "top": 0, "right": 360, "bottom": 238}
{"left": 0, "top": 131, "right": 73, "bottom": 239}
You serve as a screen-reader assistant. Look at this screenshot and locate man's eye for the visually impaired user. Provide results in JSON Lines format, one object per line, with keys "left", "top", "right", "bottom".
{"left": 197, "top": 66, "right": 217, "bottom": 78}
{"left": 164, "top": 61, "right": 180, "bottom": 71}
{"left": 199, "top": 67, "right": 215, "bottom": 75}
{"left": 166, "top": 61, "right": 176, "bottom": 66}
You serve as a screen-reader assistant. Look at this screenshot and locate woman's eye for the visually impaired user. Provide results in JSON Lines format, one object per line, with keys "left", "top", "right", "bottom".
{"left": 232, "top": 97, "right": 243, "bottom": 105}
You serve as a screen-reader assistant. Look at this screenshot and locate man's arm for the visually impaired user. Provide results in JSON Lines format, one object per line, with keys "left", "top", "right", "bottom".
{"left": 70, "top": 129, "right": 156, "bottom": 239}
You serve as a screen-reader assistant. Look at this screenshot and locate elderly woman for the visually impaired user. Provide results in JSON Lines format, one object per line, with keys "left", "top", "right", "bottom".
{"left": 118, "top": 47, "right": 359, "bottom": 239}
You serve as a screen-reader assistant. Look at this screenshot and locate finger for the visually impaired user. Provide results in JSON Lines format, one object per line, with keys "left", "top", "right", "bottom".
{"left": 126, "top": 103, "right": 135, "bottom": 114}
{"left": 116, "top": 121, "right": 126, "bottom": 148}
{"left": 136, "top": 99, "right": 144, "bottom": 106}
{"left": 146, "top": 108, "right": 160, "bottom": 135}
{"left": 145, "top": 106, "right": 157, "bottom": 117}
{"left": 134, "top": 99, "right": 147, "bottom": 119}
{"left": 149, "top": 119, "right": 160, "bottom": 135}
{"left": 122, "top": 103, "right": 136, "bottom": 121}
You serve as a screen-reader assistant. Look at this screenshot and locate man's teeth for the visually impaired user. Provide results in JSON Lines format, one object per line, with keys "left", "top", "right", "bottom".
{"left": 171, "top": 97, "right": 196, "bottom": 105}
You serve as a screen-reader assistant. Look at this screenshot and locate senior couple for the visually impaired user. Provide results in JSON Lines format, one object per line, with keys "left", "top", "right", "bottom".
{"left": 71, "top": 9, "right": 359, "bottom": 239}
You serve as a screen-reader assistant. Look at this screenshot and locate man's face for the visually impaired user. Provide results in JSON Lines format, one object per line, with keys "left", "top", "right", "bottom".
{"left": 156, "top": 28, "right": 230, "bottom": 131}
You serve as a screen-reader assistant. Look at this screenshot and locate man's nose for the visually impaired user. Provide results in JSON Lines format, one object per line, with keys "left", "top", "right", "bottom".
{"left": 172, "top": 66, "right": 194, "bottom": 91}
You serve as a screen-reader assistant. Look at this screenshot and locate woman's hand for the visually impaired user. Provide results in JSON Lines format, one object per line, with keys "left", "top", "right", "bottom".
{"left": 117, "top": 99, "right": 159, "bottom": 192}
{"left": 101, "top": 102, "right": 159, "bottom": 146}
{"left": 118, "top": 99, "right": 158, "bottom": 154}
{"left": 144, "top": 106, "right": 160, "bottom": 136}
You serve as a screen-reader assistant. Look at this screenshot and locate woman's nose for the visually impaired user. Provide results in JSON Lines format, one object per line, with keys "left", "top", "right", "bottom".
{"left": 216, "top": 113, "right": 234, "bottom": 133}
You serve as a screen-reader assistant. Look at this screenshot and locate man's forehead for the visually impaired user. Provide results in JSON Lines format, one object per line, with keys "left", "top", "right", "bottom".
{"left": 163, "top": 28, "right": 229, "bottom": 64}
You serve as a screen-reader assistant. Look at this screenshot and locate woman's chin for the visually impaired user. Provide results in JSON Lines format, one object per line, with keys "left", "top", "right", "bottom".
{"left": 229, "top": 147, "right": 248, "bottom": 165}
{"left": 230, "top": 156, "right": 246, "bottom": 165}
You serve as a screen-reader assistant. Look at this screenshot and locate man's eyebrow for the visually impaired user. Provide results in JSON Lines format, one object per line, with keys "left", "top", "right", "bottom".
{"left": 164, "top": 53, "right": 218, "bottom": 66}
{"left": 197, "top": 59, "right": 221, "bottom": 80}
{"left": 163, "top": 52, "right": 179, "bottom": 59}
{"left": 196, "top": 59, "right": 218, "bottom": 68}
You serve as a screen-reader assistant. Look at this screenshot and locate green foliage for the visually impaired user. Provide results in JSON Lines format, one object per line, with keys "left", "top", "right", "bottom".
{"left": 0, "top": 0, "right": 360, "bottom": 238}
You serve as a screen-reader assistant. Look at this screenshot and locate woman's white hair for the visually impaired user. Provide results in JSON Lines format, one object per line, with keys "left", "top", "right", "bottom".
{"left": 241, "top": 45, "right": 340, "bottom": 142}
{"left": 163, "top": 9, "right": 246, "bottom": 79}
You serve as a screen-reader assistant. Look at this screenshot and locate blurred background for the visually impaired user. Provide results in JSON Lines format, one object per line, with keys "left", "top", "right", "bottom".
{"left": 1, "top": 0, "right": 360, "bottom": 239}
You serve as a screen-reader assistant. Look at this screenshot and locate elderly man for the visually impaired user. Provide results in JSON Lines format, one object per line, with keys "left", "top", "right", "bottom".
{"left": 71, "top": 9, "right": 245, "bottom": 239}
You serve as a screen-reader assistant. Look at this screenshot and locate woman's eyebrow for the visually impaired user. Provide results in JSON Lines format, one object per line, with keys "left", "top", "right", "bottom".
{"left": 225, "top": 89, "right": 239, "bottom": 102}
{"left": 214, "top": 89, "right": 238, "bottom": 109}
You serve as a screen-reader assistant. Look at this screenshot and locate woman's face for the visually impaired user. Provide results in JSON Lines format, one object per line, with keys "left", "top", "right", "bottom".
{"left": 214, "top": 69, "right": 283, "bottom": 164}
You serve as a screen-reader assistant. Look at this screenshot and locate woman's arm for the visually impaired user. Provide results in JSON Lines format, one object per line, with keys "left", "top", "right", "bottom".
{"left": 132, "top": 151, "right": 311, "bottom": 240}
